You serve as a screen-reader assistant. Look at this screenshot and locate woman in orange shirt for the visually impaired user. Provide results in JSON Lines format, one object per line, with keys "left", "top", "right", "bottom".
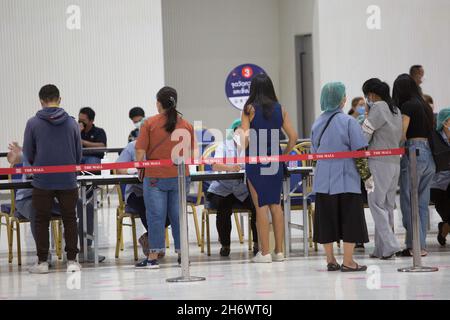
{"left": 135, "top": 87, "right": 196, "bottom": 269}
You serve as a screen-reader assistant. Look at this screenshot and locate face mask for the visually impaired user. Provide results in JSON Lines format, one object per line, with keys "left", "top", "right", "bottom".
{"left": 357, "top": 106, "right": 366, "bottom": 115}
{"left": 134, "top": 118, "right": 146, "bottom": 129}
{"left": 365, "top": 97, "right": 375, "bottom": 109}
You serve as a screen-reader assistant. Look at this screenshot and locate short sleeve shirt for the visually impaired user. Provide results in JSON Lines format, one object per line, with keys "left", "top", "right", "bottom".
{"left": 311, "top": 110, "right": 368, "bottom": 195}
{"left": 207, "top": 140, "right": 248, "bottom": 202}
{"left": 81, "top": 125, "right": 107, "bottom": 159}
{"left": 400, "top": 98, "right": 433, "bottom": 139}
{"left": 116, "top": 141, "right": 143, "bottom": 201}
{"left": 135, "top": 114, "right": 195, "bottom": 178}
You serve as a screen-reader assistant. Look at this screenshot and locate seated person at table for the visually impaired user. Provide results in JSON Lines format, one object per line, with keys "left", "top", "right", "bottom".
{"left": 128, "top": 107, "right": 146, "bottom": 143}
{"left": 206, "top": 119, "right": 258, "bottom": 257}
{"left": 78, "top": 107, "right": 107, "bottom": 165}
{"left": 116, "top": 140, "right": 170, "bottom": 258}
{"left": 7, "top": 142, "right": 105, "bottom": 263}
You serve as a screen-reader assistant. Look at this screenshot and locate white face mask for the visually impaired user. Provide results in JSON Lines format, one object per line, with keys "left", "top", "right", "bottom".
{"left": 134, "top": 118, "right": 145, "bottom": 129}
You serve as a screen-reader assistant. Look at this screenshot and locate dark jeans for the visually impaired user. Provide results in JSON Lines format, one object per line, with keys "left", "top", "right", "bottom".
{"left": 32, "top": 188, "right": 79, "bottom": 262}
{"left": 206, "top": 193, "right": 257, "bottom": 247}
{"left": 431, "top": 187, "right": 450, "bottom": 224}
{"left": 126, "top": 193, "right": 171, "bottom": 232}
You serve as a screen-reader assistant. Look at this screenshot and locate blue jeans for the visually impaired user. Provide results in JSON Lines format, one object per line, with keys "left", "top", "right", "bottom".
{"left": 81, "top": 156, "right": 102, "bottom": 165}
{"left": 143, "top": 177, "right": 190, "bottom": 253}
{"left": 400, "top": 140, "right": 436, "bottom": 249}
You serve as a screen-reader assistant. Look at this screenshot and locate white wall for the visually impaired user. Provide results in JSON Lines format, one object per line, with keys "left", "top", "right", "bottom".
{"left": 161, "top": 0, "right": 280, "bottom": 132}
{"left": 278, "top": 0, "right": 315, "bottom": 132}
{"left": 0, "top": 0, "right": 164, "bottom": 161}
{"left": 316, "top": 0, "right": 450, "bottom": 116}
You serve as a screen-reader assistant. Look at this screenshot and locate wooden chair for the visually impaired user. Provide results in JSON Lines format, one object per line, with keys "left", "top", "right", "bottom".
{"left": 115, "top": 182, "right": 170, "bottom": 261}
{"left": 199, "top": 143, "right": 249, "bottom": 256}
{"left": 4, "top": 167, "right": 63, "bottom": 266}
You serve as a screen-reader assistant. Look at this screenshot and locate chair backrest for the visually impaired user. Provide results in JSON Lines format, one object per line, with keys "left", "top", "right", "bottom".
{"left": 8, "top": 164, "right": 19, "bottom": 215}
{"left": 292, "top": 141, "right": 314, "bottom": 194}
{"left": 192, "top": 143, "right": 219, "bottom": 204}
{"left": 112, "top": 170, "right": 126, "bottom": 209}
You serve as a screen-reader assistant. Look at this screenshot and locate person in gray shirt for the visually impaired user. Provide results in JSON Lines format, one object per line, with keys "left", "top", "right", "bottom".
{"left": 361, "top": 79, "right": 403, "bottom": 259}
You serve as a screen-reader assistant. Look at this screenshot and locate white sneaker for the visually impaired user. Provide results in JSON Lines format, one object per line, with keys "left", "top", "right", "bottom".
{"left": 252, "top": 252, "right": 272, "bottom": 263}
{"left": 29, "top": 262, "right": 49, "bottom": 274}
{"left": 67, "top": 260, "right": 82, "bottom": 273}
{"left": 272, "top": 252, "right": 285, "bottom": 262}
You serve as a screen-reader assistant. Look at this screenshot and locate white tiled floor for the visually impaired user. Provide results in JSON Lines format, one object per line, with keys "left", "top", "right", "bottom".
{"left": 0, "top": 193, "right": 449, "bottom": 300}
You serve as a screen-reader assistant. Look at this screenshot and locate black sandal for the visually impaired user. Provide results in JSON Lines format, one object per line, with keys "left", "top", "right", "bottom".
{"left": 341, "top": 264, "right": 367, "bottom": 272}
{"left": 438, "top": 222, "right": 446, "bottom": 246}
{"left": 396, "top": 249, "right": 412, "bottom": 257}
{"left": 327, "top": 262, "right": 341, "bottom": 271}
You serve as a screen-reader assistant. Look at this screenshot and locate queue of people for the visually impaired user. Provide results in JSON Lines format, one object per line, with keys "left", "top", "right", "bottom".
{"left": 4, "top": 63, "right": 449, "bottom": 275}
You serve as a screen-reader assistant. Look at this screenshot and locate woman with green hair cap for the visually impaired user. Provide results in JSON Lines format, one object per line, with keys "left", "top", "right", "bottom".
{"left": 430, "top": 107, "right": 450, "bottom": 246}
{"left": 311, "top": 82, "right": 369, "bottom": 272}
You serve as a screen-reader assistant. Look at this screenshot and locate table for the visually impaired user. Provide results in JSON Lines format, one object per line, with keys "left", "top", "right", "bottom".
{"left": 0, "top": 167, "right": 314, "bottom": 265}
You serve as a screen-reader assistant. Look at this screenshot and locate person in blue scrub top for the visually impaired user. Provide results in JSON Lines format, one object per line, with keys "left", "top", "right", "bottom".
{"left": 311, "top": 82, "right": 369, "bottom": 272}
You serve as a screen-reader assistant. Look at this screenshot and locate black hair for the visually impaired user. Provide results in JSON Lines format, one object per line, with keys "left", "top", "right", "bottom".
{"left": 39, "top": 84, "right": 60, "bottom": 103}
{"left": 79, "top": 107, "right": 96, "bottom": 121}
{"left": 243, "top": 74, "right": 279, "bottom": 120}
{"left": 409, "top": 65, "right": 423, "bottom": 77}
{"left": 157, "top": 86, "right": 179, "bottom": 133}
{"left": 362, "top": 78, "right": 397, "bottom": 115}
{"left": 393, "top": 73, "right": 434, "bottom": 131}
{"left": 129, "top": 107, "right": 145, "bottom": 119}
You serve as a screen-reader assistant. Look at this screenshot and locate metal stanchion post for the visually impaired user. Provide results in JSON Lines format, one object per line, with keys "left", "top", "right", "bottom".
{"left": 398, "top": 146, "right": 438, "bottom": 273}
{"left": 82, "top": 185, "right": 88, "bottom": 262}
{"left": 167, "top": 159, "right": 206, "bottom": 283}
{"left": 283, "top": 175, "right": 291, "bottom": 258}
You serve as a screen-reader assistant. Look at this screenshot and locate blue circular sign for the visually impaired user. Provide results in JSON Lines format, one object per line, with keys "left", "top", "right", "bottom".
{"left": 225, "top": 64, "right": 267, "bottom": 110}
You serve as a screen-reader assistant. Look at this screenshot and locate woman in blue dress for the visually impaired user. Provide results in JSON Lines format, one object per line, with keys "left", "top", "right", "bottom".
{"left": 241, "top": 74, "right": 298, "bottom": 263}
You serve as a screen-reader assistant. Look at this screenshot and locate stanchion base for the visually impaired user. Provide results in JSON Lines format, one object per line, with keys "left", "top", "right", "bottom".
{"left": 398, "top": 266, "right": 439, "bottom": 273}
{"left": 166, "top": 276, "right": 206, "bottom": 283}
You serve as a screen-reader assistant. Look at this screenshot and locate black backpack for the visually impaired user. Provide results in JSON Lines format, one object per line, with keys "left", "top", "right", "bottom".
{"left": 429, "top": 130, "right": 450, "bottom": 172}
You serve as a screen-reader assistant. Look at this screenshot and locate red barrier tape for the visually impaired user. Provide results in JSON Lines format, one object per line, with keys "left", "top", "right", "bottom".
{"left": 0, "top": 148, "right": 405, "bottom": 176}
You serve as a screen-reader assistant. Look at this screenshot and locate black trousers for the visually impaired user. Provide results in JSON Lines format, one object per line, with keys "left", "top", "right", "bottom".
{"left": 33, "top": 188, "right": 79, "bottom": 262}
{"left": 206, "top": 193, "right": 257, "bottom": 247}
{"left": 431, "top": 187, "right": 450, "bottom": 224}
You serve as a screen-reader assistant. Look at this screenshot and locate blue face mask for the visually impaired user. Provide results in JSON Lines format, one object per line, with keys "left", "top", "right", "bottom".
{"left": 365, "top": 98, "right": 375, "bottom": 109}
{"left": 357, "top": 106, "right": 366, "bottom": 115}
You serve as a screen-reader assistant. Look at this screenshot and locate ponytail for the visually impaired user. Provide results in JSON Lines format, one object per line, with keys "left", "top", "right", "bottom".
{"left": 157, "top": 87, "right": 180, "bottom": 133}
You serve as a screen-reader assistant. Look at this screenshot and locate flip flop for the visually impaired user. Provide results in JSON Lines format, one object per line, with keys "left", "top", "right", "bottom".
{"left": 341, "top": 264, "right": 367, "bottom": 272}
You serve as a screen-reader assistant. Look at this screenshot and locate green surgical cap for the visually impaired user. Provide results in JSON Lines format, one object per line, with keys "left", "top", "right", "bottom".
{"left": 320, "top": 82, "right": 346, "bottom": 112}
{"left": 437, "top": 108, "right": 450, "bottom": 131}
{"left": 227, "top": 119, "right": 242, "bottom": 140}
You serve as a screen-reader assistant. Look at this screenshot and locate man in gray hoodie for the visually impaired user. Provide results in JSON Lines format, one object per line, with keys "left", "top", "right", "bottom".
{"left": 23, "top": 84, "right": 82, "bottom": 274}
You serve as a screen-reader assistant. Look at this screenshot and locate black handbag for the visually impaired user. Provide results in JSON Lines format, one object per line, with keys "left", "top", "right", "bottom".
{"left": 429, "top": 130, "right": 450, "bottom": 172}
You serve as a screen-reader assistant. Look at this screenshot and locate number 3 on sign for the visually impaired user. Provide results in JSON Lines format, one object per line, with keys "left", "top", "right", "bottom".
{"left": 242, "top": 66, "right": 253, "bottom": 79}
